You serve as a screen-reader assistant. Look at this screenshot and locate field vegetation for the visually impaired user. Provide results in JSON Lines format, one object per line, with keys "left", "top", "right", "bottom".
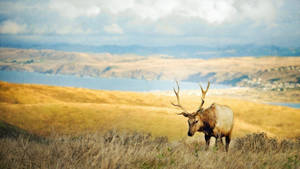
{"left": 0, "top": 81, "right": 300, "bottom": 140}
{"left": 0, "top": 127, "right": 300, "bottom": 169}
{"left": 0, "top": 81, "right": 300, "bottom": 168}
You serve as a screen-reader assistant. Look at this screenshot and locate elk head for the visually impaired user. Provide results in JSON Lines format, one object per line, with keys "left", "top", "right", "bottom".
{"left": 171, "top": 81, "right": 210, "bottom": 136}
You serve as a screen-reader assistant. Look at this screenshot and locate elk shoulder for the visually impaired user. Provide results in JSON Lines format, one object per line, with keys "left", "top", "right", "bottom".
{"left": 214, "top": 104, "right": 234, "bottom": 135}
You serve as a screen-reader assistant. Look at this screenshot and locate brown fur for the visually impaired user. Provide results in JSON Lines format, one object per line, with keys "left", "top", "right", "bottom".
{"left": 171, "top": 81, "right": 233, "bottom": 151}
{"left": 199, "top": 104, "right": 217, "bottom": 128}
{"left": 187, "top": 103, "right": 232, "bottom": 152}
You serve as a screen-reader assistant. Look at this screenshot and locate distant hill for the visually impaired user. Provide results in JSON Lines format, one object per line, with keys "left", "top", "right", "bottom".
{"left": 1, "top": 42, "right": 300, "bottom": 58}
{"left": 0, "top": 48, "right": 299, "bottom": 90}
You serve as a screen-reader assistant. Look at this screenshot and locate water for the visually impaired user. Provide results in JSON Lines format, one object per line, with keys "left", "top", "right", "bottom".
{"left": 268, "top": 103, "right": 300, "bottom": 109}
{"left": 0, "top": 70, "right": 229, "bottom": 92}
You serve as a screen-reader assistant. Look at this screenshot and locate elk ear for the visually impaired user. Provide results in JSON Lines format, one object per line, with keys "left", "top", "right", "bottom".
{"left": 177, "top": 112, "right": 190, "bottom": 117}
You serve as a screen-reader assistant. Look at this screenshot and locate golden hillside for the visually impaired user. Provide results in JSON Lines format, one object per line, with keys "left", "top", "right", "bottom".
{"left": 0, "top": 81, "right": 299, "bottom": 140}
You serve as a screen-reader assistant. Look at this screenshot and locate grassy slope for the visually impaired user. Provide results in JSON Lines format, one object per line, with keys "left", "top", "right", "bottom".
{"left": 0, "top": 81, "right": 299, "bottom": 140}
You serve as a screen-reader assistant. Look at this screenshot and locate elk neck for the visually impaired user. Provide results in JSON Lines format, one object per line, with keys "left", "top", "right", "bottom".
{"left": 198, "top": 104, "right": 217, "bottom": 129}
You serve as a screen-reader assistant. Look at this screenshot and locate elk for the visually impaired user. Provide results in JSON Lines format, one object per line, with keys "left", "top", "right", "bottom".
{"left": 171, "top": 81, "right": 234, "bottom": 152}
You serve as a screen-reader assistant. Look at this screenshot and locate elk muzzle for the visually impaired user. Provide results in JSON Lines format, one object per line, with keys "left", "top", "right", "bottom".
{"left": 188, "top": 131, "right": 194, "bottom": 137}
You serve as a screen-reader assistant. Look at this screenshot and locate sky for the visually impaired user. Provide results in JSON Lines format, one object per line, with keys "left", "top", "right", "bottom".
{"left": 0, "top": 0, "right": 300, "bottom": 47}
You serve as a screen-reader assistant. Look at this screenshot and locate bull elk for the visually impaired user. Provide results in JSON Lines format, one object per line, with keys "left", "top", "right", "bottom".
{"left": 171, "top": 81, "right": 234, "bottom": 152}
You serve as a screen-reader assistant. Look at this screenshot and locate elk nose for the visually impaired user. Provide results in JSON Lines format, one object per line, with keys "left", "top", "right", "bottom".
{"left": 188, "top": 132, "right": 193, "bottom": 137}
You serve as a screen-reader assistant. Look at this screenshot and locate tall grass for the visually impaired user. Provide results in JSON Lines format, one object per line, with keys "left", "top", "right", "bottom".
{"left": 0, "top": 130, "right": 299, "bottom": 169}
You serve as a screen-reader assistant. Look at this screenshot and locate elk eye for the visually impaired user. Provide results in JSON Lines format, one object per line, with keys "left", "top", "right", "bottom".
{"left": 195, "top": 120, "right": 199, "bottom": 123}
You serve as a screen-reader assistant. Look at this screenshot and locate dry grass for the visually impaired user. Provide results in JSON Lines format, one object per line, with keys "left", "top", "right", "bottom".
{"left": 0, "top": 128, "right": 299, "bottom": 169}
{"left": 0, "top": 81, "right": 300, "bottom": 168}
{"left": 0, "top": 81, "right": 300, "bottom": 140}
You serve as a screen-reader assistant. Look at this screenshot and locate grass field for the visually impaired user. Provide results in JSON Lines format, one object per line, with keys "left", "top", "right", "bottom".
{"left": 0, "top": 81, "right": 299, "bottom": 140}
{"left": 1, "top": 81, "right": 300, "bottom": 168}
{"left": 1, "top": 130, "right": 300, "bottom": 169}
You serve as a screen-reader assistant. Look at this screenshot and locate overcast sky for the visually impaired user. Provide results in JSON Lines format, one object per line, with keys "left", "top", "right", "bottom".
{"left": 0, "top": 0, "right": 299, "bottom": 47}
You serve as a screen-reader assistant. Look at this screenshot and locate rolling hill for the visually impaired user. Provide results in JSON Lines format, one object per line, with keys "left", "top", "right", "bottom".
{"left": 0, "top": 81, "right": 299, "bottom": 140}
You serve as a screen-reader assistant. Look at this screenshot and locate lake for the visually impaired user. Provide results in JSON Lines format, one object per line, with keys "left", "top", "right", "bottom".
{"left": 268, "top": 103, "right": 300, "bottom": 109}
{"left": 0, "top": 70, "right": 229, "bottom": 91}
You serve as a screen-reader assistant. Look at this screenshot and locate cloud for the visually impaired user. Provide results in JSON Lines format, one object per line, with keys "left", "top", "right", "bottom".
{"left": 0, "top": 0, "right": 299, "bottom": 47}
{"left": 0, "top": 20, "right": 27, "bottom": 34}
{"left": 49, "top": 0, "right": 100, "bottom": 19}
{"left": 234, "top": 0, "right": 281, "bottom": 23}
{"left": 47, "top": 0, "right": 282, "bottom": 24}
{"left": 103, "top": 24, "right": 124, "bottom": 34}
{"left": 99, "top": 0, "right": 281, "bottom": 24}
{"left": 177, "top": 0, "right": 237, "bottom": 24}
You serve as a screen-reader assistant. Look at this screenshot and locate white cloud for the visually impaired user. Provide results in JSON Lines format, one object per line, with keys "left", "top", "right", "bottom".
{"left": 47, "top": 0, "right": 283, "bottom": 24}
{"left": 1, "top": 0, "right": 297, "bottom": 46}
{"left": 86, "top": 6, "right": 101, "bottom": 17}
{"left": 129, "top": 0, "right": 180, "bottom": 20}
{"left": 0, "top": 20, "right": 27, "bottom": 34}
{"left": 103, "top": 24, "right": 124, "bottom": 34}
{"left": 49, "top": 0, "right": 100, "bottom": 19}
{"left": 177, "top": 0, "right": 237, "bottom": 24}
{"left": 235, "top": 0, "right": 280, "bottom": 23}
{"left": 100, "top": 0, "right": 135, "bottom": 14}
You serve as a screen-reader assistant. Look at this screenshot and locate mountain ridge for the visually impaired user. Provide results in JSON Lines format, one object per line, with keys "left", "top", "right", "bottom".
{"left": 1, "top": 42, "right": 300, "bottom": 58}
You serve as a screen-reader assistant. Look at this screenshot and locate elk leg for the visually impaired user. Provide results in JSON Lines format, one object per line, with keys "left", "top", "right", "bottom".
{"left": 204, "top": 134, "right": 211, "bottom": 150}
{"left": 220, "top": 137, "right": 224, "bottom": 145}
{"left": 225, "top": 135, "right": 231, "bottom": 152}
{"left": 215, "top": 134, "right": 222, "bottom": 149}
{"left": 214, "top": 135, "right": 218, "bottom": 148}
{"left": 219, "top": 137, "right": 226, "bottom": 151}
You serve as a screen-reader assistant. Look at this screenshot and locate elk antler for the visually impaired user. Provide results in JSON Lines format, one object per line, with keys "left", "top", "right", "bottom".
{"left": 171, "top": 81, "right": 190, "bottom": 117}
{"left": 196, "top": 81, "right": 210, "bottom": 113}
